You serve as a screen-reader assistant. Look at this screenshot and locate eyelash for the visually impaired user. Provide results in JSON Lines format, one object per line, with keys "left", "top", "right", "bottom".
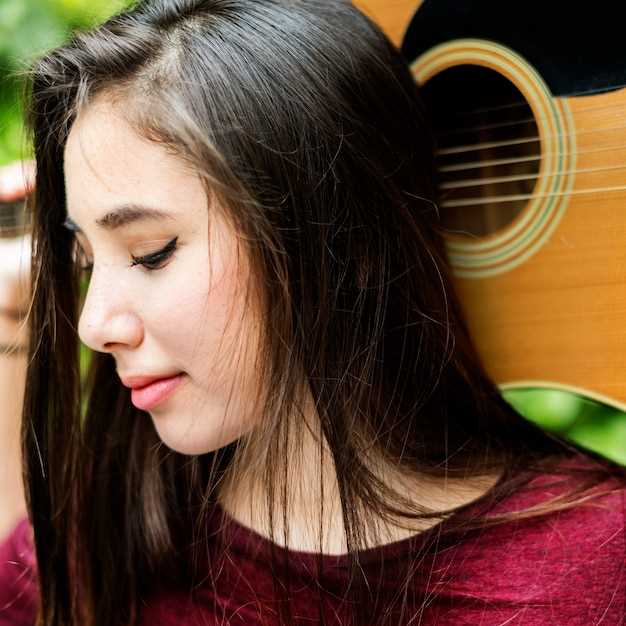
{"left": 130, "top": 237, "right": 178, "bottom": 271}
{"left": 74, "top": 237, "right": 178, "bottom": 273}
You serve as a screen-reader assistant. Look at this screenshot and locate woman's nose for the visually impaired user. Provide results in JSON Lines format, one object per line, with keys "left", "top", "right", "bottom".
{"left": 77, "top": 273, "right": 143, "bottom": 353}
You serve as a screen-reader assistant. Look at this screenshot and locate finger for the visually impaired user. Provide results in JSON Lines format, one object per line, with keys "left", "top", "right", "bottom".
{"left": 0, "top": 235, "right": 31, "bottom": 275}
{"left": 0, "top": 161, "right": 35, "bottom": 202}
{"left": 0, "top": 236, "right": 32, "bottom": 312}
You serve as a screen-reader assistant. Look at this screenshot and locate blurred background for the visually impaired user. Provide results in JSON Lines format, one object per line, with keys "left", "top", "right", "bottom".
{"left": 0, "top": 0, "right": 126, "bottom": 165}
{"left": 0, "top": 0, "right": 625, "bottom": 477}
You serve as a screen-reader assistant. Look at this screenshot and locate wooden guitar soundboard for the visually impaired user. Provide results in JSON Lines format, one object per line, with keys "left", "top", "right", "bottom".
{"left": 356, "top": 0, "right": 626, "bottom": 411}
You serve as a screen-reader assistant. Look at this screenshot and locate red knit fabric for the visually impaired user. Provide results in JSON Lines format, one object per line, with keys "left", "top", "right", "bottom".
{"left": 2, "top": 456, "right": 624, "bottom": 625}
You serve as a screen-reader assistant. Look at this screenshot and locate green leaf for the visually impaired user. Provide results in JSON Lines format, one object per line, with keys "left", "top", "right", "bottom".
{"left": 0, "top": 4, "right": 67, "bottom": 69}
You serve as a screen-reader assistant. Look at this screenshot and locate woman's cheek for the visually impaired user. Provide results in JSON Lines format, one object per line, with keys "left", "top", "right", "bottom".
{"left": 160, "top": 274, "right": 243, "bottom": 362}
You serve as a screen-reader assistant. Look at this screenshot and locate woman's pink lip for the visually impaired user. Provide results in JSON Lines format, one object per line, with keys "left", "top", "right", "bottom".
{"left": 130, "top": 373, "right": 186, "bottom": 411}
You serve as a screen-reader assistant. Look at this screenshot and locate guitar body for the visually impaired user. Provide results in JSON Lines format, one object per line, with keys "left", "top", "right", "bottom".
{"left": 355, "top": 0, "right": 626, "bottom": 411}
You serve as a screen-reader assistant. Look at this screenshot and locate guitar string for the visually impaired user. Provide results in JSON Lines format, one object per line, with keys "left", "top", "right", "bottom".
{"left": 438, "top": 135, "right": 538, "bottom": 155}
{"left": 2, "top": 95, "right": 626, "bottom": 218}
{"left": 437, "top": 98, "right": 624, "bottom": 137}
{"left": 440, "top": 154, "right": 540, "bottom": 172}
{"left": 437, "top": 81, "right": 626, "bottom": 204}
{"left": 4, "top": 172, "right": 626, "bottom": 215}
{"left": 437, "top": 118, "right": 626, "bottom": 155}
{"left": 5, "top": 176, "right": 626, "bottom": 216}
{"left": 0, "top": 102, "right": 623, "bottom": 197}
{"left": 439, "top": 141, "right": 626, "bottom": 172}
{"left": 429, "top": 80, "right": 626, "bottom": 118}
{"left": 438, "top": 115, "right": 536, "bottom": 137}
{"left": 436, "top": 99, "right": 528, "bottom": 117}
{"left": 437, "top": 137, "right": 626, "bottom": 191}
{"left": 439, "top": 162, "right": 626, "bottom": 190}
{"left": 437, "top": 99, "right": 626, "bottom": 137}
{"left": 11, "top": 184, "right": 626, "bottom": 213}
{"left": 439, "top": 184, "right": 626, "bottom": 208}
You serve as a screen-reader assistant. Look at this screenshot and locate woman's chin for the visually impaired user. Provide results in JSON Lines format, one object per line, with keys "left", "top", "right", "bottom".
{"left": 151, "top": 418, "right": 239, "bottom": 456}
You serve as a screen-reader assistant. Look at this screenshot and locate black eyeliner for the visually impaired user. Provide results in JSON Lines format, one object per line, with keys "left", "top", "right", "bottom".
{"left": 130, "top": 236, "right": 178, "bottom": 268}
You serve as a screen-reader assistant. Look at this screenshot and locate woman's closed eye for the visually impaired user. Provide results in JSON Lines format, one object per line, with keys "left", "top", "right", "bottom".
{"left": 73, "top": 236, "right": 179, "bottom": 273}
{"left": 130, "top": 237, "right": 178, "bottom": 271}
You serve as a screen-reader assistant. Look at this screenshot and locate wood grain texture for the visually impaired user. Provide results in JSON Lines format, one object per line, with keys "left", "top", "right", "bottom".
{"left": 454, "top": 88, "right": 626, "bottom": 411}
{"left": 352, "top": 0, "right": 421, "bottom": 48}
{"left": 352, "top": 1, "right": 626, "bottom": 409}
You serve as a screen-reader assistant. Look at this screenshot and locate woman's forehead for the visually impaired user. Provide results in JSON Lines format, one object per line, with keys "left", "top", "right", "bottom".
{"left": 66, "top": 101, "right": 190, "bottom": 185}
{"left": 64, "top": 100, "right": 208, "bottom": 228}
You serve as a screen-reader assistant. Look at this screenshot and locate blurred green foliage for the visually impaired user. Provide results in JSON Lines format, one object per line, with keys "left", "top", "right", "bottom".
{"left": 1, "top": 0, "right": 625, "bottom": 466}
{"left": 0, "top": 0, "right": 127, "bottom": 165}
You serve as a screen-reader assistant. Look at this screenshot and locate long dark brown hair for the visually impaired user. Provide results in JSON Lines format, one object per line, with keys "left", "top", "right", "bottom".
{"left": 20, "top": 1, "right": 626, "bottom": 624}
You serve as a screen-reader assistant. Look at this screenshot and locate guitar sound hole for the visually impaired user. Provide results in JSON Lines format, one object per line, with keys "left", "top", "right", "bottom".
{"left": 420, "top": 65, "right": 540, "bottom": 238}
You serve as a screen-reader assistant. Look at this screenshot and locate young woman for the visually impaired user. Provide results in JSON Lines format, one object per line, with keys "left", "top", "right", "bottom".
{"left": 1, "top": 1, "right": 625, "bottom": 624}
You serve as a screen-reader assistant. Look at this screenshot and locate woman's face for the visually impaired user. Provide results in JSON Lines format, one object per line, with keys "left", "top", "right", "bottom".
{"left": 64, "top": 98, "right": 263, "bottom": 455}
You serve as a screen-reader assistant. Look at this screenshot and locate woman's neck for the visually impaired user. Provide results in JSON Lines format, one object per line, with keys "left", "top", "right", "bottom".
{"left": 217, "top": 411, "right": 505, "bottom": 555}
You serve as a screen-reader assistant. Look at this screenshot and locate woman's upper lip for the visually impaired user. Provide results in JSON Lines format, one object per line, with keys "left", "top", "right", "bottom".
{"left": 120, "top": 373, "right": 183, "bottom": 390}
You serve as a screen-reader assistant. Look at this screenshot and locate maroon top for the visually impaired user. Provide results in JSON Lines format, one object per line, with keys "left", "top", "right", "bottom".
{"left": 1, "top": 455, "right": 625, "bottom": 625}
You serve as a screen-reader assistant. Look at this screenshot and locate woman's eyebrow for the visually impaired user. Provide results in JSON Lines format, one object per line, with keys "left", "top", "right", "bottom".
{"left": 63, "top": 203, "right": 176, "bottom": 233}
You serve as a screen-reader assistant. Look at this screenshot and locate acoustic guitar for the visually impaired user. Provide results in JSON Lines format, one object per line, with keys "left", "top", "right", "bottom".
{"left": 355, "top": 0, "right": 626, "bottom": 412}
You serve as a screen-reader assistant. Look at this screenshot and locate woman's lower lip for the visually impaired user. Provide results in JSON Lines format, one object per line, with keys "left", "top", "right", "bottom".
{"left": 131, "top": 374, "right": 186, "bottom": 411}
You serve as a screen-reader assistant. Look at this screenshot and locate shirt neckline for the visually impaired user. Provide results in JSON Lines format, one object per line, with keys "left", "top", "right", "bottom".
{"left": 209, "top": 465, "right": 516, "bottom": 574}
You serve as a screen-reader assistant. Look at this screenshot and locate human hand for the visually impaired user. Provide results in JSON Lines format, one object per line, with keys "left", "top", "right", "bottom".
{"left": 0, "top": 161, "right": 33, "bottom": 540}
{"left": 0, "top": 161, "right": 34, "bottom": 326}
{"left": 0, "top": 160, "right": 34, "bottom": 203}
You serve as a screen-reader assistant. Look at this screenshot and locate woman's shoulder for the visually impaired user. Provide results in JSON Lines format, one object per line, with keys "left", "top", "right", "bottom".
{"left": 443, "top": 452, "right": 625, "bottom": 613}
{"left": 422, "top": 452, "right": 626, "bottom": 624}
{"left": 495, "top": 450, "right": 626, "bottom": 517}
{"left": 0, "top": 516, "right": 38, "bottom": 626}
{"left": 470, "top": 450, "right": 626, "bottom": 544}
